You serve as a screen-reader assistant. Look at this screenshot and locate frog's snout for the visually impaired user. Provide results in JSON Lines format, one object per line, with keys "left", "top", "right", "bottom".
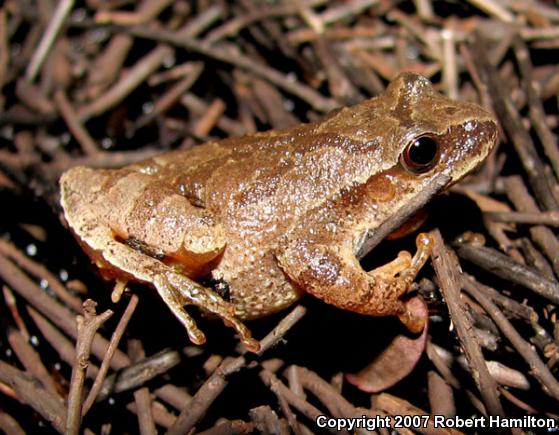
{"left": 443, "top": 115, "right": 499, "bottom": 183}
{"left": 478, "top": 116, "right": 499, "bottom": 157}
{"left": 470, "top": 117, "right": 498, "bottom": 155}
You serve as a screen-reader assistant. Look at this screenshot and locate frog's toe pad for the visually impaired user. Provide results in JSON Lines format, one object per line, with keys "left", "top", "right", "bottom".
{"left": 244, "top": 337, "right": 261, "bottom": 353}
{"left": 187, "top": 326, "right": 207, "bottom": 345}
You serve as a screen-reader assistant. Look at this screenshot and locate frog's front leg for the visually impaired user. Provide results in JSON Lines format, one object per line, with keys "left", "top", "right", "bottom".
{"left": 276, "top": 233, "right": 433, "bottom": 333}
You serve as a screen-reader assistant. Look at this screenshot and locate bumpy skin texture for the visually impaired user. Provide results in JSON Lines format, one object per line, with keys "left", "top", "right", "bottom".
{"left": 60, "top": 73, "right": 499, "bottom": 352}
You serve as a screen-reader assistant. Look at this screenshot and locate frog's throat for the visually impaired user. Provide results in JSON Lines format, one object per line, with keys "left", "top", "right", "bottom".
{"left": 354, "top": 173, "right": 451, "bottom": 260}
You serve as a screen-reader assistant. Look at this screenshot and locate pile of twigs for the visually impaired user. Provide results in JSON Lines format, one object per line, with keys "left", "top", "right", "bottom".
{"left": 0, "top": 0, "right": 558, "bottom": 433}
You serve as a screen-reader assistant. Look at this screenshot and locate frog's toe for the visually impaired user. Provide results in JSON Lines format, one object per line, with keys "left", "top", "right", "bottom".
{"left": 153, "top": 274, "right": 207, "bottom": 344}
{"left": 224, "top": 318, "right": 260, "bottom": 353}
{"left": 243, "top": 337, "right": 261, "bottom": 353}
{"left": 177, "top": 308, "right": 207, "bottom": 345}
{"left": 368, "top": 251, "right": 412, "bottom": 279}
{"left": 187, "top": 326, "right": 206, "bottom": 345}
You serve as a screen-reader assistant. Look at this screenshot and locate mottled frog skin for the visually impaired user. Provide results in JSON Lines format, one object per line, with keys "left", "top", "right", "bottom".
{"left": 60, "top": 73, "right": 498, "bottom": 352}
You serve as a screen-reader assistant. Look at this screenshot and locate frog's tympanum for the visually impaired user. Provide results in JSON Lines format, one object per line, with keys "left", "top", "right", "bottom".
{"left": 60, "top": 73, "right": 498, "bottom": 352}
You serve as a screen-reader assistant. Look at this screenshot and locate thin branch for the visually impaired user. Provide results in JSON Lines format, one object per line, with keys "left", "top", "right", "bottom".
{"left": 166, "top": 305, "right": 306, "bottom": 435}
{"left": 82, "top": 294, "right": 139, "bottom": 416}
{"left": 66, "top": 300, "right": 113, "bottom": 435}
{"left": 26, "top": 0, "right": 75, "bottom": 81}
{"left": 430, "top": 230, "right": 505, "bottom": 416}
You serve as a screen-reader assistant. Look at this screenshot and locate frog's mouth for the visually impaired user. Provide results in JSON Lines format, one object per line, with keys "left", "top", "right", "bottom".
{"left": 354, "top": 173, "right": 451, "bottom": 260}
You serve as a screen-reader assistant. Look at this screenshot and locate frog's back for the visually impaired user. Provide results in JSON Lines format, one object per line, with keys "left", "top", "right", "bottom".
{"left": 141, "top": 113, "right": 388, "bottom": 243}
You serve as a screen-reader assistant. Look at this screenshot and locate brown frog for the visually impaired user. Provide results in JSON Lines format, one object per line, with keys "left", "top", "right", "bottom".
{"left": 60, "top": 73, "right": 498, "bottom": 352}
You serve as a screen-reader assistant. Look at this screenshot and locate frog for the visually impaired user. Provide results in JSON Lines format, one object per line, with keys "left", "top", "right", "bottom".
{"left": 59, "top": 73, "right": 498, "bottom": 353}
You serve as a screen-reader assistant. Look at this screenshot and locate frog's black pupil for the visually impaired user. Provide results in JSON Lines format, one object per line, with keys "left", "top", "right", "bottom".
{"left": 409, "top": 136, "right": 438, "bottom": 166}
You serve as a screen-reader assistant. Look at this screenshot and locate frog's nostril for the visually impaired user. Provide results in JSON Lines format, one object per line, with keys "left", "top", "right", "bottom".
{"left": 484, "top": 120, "right": 499, "bottom": 148}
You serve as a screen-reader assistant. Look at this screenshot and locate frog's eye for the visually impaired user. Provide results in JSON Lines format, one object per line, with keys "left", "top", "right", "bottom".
{"left": 401, "top": 135, "right": 439, "bottom": 174}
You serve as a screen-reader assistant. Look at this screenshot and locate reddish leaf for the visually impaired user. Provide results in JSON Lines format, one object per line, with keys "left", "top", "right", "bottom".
{"left": 346, "top": 296, "right": 428, "bottom": 392}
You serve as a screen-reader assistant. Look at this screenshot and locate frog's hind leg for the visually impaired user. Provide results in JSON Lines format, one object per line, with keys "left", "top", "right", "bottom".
{"left": 160, "top": 272, "right": 260, "bottom": 352}
{"left": 83, "top": 227, "right": 259, "bottom": 352}
{"left": 150, "top": 274, "right": 207, "bottom": 345}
